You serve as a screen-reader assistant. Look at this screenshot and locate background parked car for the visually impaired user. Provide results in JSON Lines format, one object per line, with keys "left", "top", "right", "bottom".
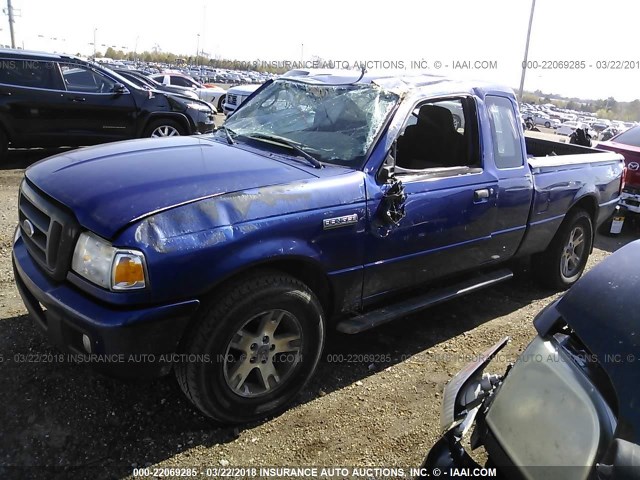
{"left": 112, "top": 69, "right": 202, "bottom": 102}
{"left": 222, "top": 83, "right": 262, "bottom": 115}
{"left": 598, "top": 126, "right": 640, "bottom": 215}
{"left": 555, "top": 120, "right": 581, "bottom": 136}
{"left": 599, "top": 126, "right": 621, "bottom": 141}
{"left": 0, "top": 49, "right": 216, "bottom": 161}
{"left": 525, "top": 112, "right": 561, "bottom": 128}
{"left": 151, "top": 73, "right": 226, "bottom": 111}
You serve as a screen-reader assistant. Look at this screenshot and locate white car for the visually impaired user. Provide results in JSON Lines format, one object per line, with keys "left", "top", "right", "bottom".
{"left": 151, "top": 73, "right": 226, "bottom": 111}
{"left": 223, "top": 84, "right": 261, "bottom": 115}
{"left": 524, "top": 113, "right": 560, "bottom": 129}
{"left": 555, "top": 121, "right": 581, "bottom": 137}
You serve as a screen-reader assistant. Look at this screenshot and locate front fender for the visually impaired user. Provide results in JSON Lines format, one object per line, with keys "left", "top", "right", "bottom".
{"left": 210, "top": 237, "right": 325, "bottom": 284}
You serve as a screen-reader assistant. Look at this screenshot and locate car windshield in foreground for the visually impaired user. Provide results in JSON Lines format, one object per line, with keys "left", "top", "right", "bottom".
{"left": 221, "top": 79, "right": 399, "bottom": 166}
{"left": 611, "top": 125, "right": 640, "bottom": 147}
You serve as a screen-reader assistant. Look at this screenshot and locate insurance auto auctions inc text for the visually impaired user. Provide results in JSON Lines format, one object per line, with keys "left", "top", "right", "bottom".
{"left": 231, "top": 59, "right": 498, "bottom": 70}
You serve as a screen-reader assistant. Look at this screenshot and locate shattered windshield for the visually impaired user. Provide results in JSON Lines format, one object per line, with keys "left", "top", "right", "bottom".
{"left": 221, "top": 79, "right": 399, "bottom": 166}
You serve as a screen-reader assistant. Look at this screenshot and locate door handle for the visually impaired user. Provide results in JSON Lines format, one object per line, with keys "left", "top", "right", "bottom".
{"left": 474, "top": 188, "right": 494, "bottom": 202}
{"left": 474, "top": 189, "right": 490, "bottom": 200}
{"left": 69, "top": 96, "right": 86, "bottom": 102}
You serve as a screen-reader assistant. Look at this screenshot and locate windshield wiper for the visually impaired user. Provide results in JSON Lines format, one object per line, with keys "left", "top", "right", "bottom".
{"left": 219, "top": 125, "right": 236, "bottom": 145}
{"left": 246, "top": 133, "right": 322, "bottom": 169}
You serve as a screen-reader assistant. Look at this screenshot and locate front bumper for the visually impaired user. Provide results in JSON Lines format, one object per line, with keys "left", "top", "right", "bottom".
{"left": 421, "top": 429, "right": 483, "bottom": 474}
{"left": 194, "top": 113, "right": 216, "bottom": 134}
{"left": 619, "top": 191, "right": 640, "bottom": 214}
{"left": 12, "top": 235, "right": 200, "bottom": 378}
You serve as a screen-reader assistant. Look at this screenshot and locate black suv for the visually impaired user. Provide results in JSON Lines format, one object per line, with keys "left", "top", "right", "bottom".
{"left": 0, "top": 49, "right": 216, "bottom": 161}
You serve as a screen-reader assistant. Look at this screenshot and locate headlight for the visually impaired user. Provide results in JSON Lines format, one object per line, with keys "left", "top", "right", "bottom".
{"left": 186, "top": 102, "right": 212, "bottom": 112}
{"left": 71, "top": 232, "right": 147, "bottom": 291}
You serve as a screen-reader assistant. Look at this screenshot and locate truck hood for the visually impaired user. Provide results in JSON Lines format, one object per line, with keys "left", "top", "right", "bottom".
{"left": 555, "top": 240, "right": 640, "bottom": 443}
{"left": 25, "top": 137, "right": 316, "bottom": 239}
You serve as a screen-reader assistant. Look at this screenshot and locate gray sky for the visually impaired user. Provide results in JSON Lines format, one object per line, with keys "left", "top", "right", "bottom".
{"left": 4, "top": 0, "right": 638, "bottom": 100}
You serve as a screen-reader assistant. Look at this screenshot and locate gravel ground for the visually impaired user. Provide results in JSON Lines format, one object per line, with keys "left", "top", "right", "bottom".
{"left": 0, "top": 144, "right": 636, "bottom": 480}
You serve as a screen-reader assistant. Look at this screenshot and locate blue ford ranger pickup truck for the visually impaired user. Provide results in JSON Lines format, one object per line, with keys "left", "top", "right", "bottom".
{"left": 12, "top": 70, "right": 624, "bottom": 423}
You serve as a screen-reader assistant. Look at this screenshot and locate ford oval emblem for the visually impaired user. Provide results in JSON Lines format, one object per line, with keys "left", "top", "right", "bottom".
{"left": 22, "top": 219, "right": 35, "bottom": 238}
{"left": 628, "top": 162, "right": 640, "bottom": 171}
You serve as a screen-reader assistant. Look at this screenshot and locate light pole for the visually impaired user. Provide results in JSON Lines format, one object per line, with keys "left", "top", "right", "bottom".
{"left": 196, "top": 33, "right": 200, "bottom": 66}
{"left": 93, "top": 27, "right": 97, "bottom": 58}
{"left": 518, "top": 0, "right": 536, "bottom": 103}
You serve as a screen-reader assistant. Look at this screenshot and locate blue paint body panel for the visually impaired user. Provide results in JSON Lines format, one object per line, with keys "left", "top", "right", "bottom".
{"left": 12, "top": 71, "right": 625, "bottom": 372}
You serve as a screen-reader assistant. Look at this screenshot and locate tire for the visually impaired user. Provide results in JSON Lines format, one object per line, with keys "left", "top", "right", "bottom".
{"left": 217, "top": 95, "right": 226, "bottom": 112}
{"left": 175, "top": 271, "right": 325, "bottom": 424}
{"left": 452, "top": 114, "right": 462, "bottom": 130}
{"left": 143, "top": 118, "right": 186, "bottom": 138}
{"left": 544, "top": 121, "right": 551, "bottom": 128}
{"left": 533, "top": 210, "right": 593, "bottom": 290}
{"left": 0, "top": 129, "right": 7, "bottom": 163}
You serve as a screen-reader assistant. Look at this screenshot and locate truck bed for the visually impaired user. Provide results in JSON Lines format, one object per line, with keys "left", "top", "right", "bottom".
{"left": 525, "top": 136, "right": 623, "bottom": 173}
{"left": 516, "top": 136, "right": 625, "bottom": 258}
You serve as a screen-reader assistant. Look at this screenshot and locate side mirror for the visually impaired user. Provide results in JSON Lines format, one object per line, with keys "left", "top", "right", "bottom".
{"left": 112, "top": 83, "right": 127, "bottom": 94}
{"left": 378, "top": 164, "right": 394, "bottom": 183}
{"left": 377, "top": 144, "right": 397, "bottom": 184}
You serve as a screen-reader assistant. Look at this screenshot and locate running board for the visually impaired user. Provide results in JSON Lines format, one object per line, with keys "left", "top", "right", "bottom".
{"left": 336, "top": 269, "right": 514, "bottom": 334}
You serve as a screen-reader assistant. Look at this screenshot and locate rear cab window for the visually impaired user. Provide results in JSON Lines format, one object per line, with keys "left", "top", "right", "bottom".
{"left": 485, "top": 95, "right": 525, "bottom": 169}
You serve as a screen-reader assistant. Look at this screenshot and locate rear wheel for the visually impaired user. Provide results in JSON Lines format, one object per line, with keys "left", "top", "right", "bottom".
{"left": 544, "top": 121, "right": 551, "bottom": 128}
{"left": 143, "top": 119, "right": 186, "bottom": 138}
{"left": 175, "top": 271, "right": 325, "bottom": 424}
{"left": 533, "top": 210, "right": 593, "bottom": 290}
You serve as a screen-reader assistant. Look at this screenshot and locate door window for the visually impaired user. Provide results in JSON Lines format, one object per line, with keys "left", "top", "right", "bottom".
{"left": 395, "top": 97, "right": 480, "bottom": 173}
{"left": 60, "top": 64, "right": 117, "bottom": 93}
{"left": 170, "top": 75, "right": 197, "bottom": 88}
{"left": 0, "top": 59, "right": 59, "bottom": 89}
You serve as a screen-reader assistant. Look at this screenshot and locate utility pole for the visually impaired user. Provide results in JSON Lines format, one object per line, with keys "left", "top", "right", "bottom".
{"left": 6, "top": 0, "right": 15, "bottom": 48}
{"left": 518, "top": 0, "right": 536, "bottom": 103}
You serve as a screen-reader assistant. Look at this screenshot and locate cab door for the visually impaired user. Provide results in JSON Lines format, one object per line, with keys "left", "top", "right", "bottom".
{"left": 58, "top": 63, "right": 137, "bottom": 144}
{"left": 0, "top": 58, "right": 69, "bottom": 146}
{"left": 363, "top": 96, "right": 499, "bottom": 302}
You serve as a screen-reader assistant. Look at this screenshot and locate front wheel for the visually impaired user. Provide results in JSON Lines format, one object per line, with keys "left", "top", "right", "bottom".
{"left": 175, "top": 271, "right": 325, "bottom": 424}
{"left": 217, "top": 95, "right": 226, "bottom": 112}
{"left": 143, "top": 119, "right": 186, "bottom": 138}
{"left": 533, "top": 210, "right": 593, "bottom": 290}
{"left": 544, "top": 121, "right": 551, "bottom": 128}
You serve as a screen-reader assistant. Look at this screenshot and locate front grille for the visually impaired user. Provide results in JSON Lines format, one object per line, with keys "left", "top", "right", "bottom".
{"left": 227, "top": 94, "right": 237, "bottom": 106}
{"left": 18, "top": 180, "right": 80, "bottom": 281}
